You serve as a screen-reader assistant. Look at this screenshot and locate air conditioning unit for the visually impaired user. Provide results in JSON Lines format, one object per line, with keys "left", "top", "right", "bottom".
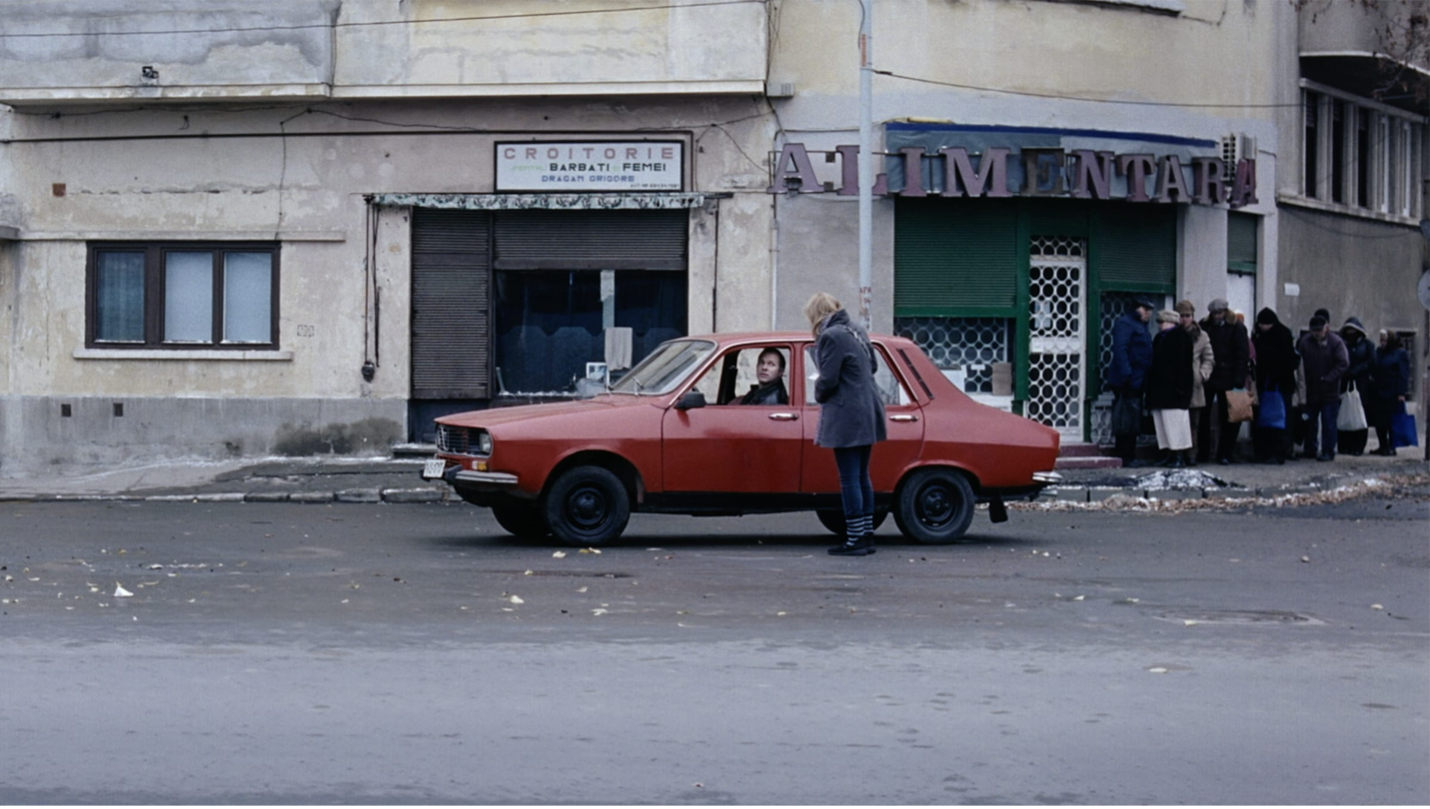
{"left": 1220, "top": 133, "right": 1257, "bottom": 183}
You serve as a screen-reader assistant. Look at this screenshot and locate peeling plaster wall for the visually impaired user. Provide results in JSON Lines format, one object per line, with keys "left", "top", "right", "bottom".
{"left": 0, "top": 1, "right": 338, "bottom": 100}
{"left": 0, "top": 0, "right": 766, "bottom": 102}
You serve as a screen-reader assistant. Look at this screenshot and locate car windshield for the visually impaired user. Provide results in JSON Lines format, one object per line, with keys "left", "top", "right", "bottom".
{"left": 609, "top": 339, "right": 717, "bottom": 395}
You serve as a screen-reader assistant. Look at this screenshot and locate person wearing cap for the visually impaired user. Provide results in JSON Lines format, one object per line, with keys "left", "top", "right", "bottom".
{"left": 1337, "top": 317, "right": 1375, "bottom": 455}
{"left": 1199, "top": 297, "right": 1250, "bottom": 465}
{"left": 1107, "top": 298, "right": 1155, "bottom": 466}
{"left": 1146, "top": 309, "right": 1195, "bottom": 467}
{"left": 1296, "top": 314, "right": 1350, "bottom": 461}
{"left": 1177, "top": 300, "right": 1214, "bottom": 465}
{"left": 1252, "top": 308, "right": 1297, "bottom": 464}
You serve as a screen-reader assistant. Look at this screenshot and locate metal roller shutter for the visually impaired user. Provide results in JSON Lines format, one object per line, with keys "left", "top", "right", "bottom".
{"left": 493, "top": 209, "right": 688, "bottom": 270}
{"left": 1091, "top": 203, "right": 1176, "bottom": 292}
{"left": 894, "top": 197, "right": 1020, "bottom": 317}
{"left": 411, "top": 208, "right": 492, "bottom": 399}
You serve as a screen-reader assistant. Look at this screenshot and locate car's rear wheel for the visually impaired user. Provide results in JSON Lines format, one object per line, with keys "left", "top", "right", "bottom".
{"left": 491, "top": 503, "right": 550, "bottom": 537}
{"left": 893, "top": 468, "right": 976, "bottom": 544}
{"left": 544, "top": 466, "right": 631, "bottom": 547}
{"left": 815, "top": 509, "right": 889, "bottom": 536}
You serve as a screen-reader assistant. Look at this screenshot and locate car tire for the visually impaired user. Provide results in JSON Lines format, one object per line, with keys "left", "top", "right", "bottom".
{"left": 544, "top": 466, "right": 631, "bottom": 547}
{"left": 491, "top": 503, "right": 550, "bottom": 537}
{"left": 815, "top": 509, "right": 889, "bottom": 536}
{"left": 893, "top": 468, "right": 976, "bottom": 544}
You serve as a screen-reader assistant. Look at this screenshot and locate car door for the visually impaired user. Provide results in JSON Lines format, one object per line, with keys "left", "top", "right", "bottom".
{"left": 662, "top": 344, "right": 804, "bottom": 494}
{"left": 800, "top": 342, "right": 925, "bottom": 495}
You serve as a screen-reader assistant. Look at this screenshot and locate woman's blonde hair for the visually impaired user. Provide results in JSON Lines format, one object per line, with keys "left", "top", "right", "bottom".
{"left": 804, "top": 292, "right": 842, "bottom": 335}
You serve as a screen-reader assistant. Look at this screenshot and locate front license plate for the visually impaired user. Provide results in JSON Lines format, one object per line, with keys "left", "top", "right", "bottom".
{"left": 422, "top": 458, "right": 448, "bottom": 480}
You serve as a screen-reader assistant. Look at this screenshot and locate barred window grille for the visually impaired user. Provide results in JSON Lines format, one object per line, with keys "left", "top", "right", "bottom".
{"left": 895, "top": 317, "right": 1013, "bottom": 394}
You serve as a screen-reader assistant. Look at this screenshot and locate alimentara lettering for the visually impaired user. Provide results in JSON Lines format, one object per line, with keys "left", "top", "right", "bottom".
{"left": 766, "top": 142, "right": 1258, "bottom": 208}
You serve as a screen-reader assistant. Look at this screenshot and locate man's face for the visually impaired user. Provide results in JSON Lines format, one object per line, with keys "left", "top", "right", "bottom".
{"left": 1313, "top": 325, "right": 1328, "bottom": 341}
{"left": 756, "top": 352, "right": 783, "bottom": 385}
{"left": 1179, "top": 313, "right": 1194, "bottom": 329}
{"left": 1138, "top": 306, "right": 1153, "bottom": 323}
{"left": 1258, "top": 322, "right": 1271, "bottom": 332}
{"left": 1211, "top": 309, "right": 1227, "bottom": 323}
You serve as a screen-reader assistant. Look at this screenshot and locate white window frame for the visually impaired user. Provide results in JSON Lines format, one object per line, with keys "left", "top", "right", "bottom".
{"left": 1296, "top": 79, "right": 1425, "bottom": 224}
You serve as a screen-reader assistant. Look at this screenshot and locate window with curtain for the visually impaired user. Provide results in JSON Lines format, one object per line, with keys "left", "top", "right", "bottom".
{"left": 88, "top": 243, "right": 279, "bottom": 349}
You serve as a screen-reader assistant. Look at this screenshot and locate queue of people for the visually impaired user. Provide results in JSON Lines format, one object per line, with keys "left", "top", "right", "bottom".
{"left": 1108, "top": 296, "right": 1415, "bottom": 466}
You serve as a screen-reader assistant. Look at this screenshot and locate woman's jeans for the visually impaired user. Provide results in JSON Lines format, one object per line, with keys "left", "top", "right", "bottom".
{"left": 833, "top": 445, "right": 874, "bottom": 526}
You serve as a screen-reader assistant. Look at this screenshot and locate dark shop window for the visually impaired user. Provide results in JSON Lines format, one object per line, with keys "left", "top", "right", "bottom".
{"left": 1304, "top": 91, "right": 1320, "bottom": 199}
{"left": 494, "top": 270, "right": 686, "bottom": 394}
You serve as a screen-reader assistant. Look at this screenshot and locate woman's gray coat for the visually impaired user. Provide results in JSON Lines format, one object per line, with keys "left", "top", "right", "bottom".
{"left": 813, "top": 309, "right": 888, "bottom": 448}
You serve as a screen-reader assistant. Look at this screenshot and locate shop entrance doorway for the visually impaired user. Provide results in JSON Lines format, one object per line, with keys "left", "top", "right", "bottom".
{"left": 1025, "top": 235, "right": 1087, "bottom": 440}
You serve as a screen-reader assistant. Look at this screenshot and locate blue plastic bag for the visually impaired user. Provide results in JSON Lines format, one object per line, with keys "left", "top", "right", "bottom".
{"left": 1392, "top": 402, "right": 1419, "bottom": 448}
{"left": 1256, "top": 388, "right": 1286, "bottom": 430}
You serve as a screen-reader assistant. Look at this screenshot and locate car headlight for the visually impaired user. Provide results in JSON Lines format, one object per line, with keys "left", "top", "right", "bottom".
{"left": 476, "top": 430, "right": 494, "bottom": 456}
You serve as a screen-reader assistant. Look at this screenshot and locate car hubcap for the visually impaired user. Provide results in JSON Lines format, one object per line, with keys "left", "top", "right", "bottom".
{"left": 918, "top": 483, "right": 954, "bottom": 527}
{"left": 568, "top": 486, "right": 609, "bottom": 530}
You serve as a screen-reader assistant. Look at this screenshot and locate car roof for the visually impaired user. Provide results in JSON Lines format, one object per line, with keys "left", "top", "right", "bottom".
{"left": 686, "top": 331, "right": 919, "bottom": 349}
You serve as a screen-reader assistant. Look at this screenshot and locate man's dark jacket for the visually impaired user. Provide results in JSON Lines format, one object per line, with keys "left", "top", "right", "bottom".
{"left": 1107, "top": 312, "right": 1153, "bottom": 392}
{"left": 1297, "top": 330, "right": 1350, "bottom": 405}
{"left": 1202, "top": 315, "right": 1249, "bottom": 392}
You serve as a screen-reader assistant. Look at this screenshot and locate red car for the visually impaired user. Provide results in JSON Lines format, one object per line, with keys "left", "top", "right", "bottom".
{"left": 422, "top": 332, "right": 1061, "bottom": 546}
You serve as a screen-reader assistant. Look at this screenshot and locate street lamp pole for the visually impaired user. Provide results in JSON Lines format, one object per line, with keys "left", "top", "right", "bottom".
{"left": 857, "top": 0, "right": 874, "bottom": 330}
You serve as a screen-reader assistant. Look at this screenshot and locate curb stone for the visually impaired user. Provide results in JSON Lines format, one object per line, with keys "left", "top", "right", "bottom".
{"left": 336, "top": 489, "right": 381, "bottom": 504}
{"left": 1145, "top": 488, "right": 1203, "bottom": 502}
{"left": 244, "top": 492, "right": 290, "bottom": 503}
{"left": 289, "top": 491, "right": 336, "bottom": 504}
{"left": 381, "top": 488, "right": 445, "bottom": 504}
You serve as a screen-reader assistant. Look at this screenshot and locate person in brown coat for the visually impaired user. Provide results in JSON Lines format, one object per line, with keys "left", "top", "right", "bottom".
{"left": 1177, "top": 300, "right": 1214, "bottom": 466}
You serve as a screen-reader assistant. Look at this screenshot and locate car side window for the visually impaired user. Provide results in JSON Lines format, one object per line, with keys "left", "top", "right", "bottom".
{"left": 691, "top": 347, "right": 791, "bottom": 406}
{"left": 803, "top": 345, "right": 914, "bottom": 407}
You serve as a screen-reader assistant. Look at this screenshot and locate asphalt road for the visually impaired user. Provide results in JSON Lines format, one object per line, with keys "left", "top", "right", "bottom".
{"left": 2, "top": 493, "right": 1427, "bottom": 804}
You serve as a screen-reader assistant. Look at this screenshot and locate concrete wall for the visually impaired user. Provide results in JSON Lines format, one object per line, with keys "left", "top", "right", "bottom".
{"left": 0, "top": 0, "right": 767, "bottom": 104}
{"left": 1277, "top": 206, "right": 1426, "bottom": 335}
{"left": 767, "top": 0, "right": 1283, "bottom": 328}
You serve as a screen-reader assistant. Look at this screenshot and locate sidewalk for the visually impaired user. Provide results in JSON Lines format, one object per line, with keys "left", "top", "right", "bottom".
{"left": 0, "top": 447, "right": 1424, "bottom": 506}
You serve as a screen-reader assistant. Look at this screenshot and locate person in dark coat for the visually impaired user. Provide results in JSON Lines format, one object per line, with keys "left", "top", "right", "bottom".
{"left": 1296, "top": 315, "right": 1350, "bottom": 461}
{"left": 1337, "top": 317, "right": 1375, "bottom": 456}
{"left": 1251, "top": 308, "right": 1297, "bottom": 464}
{"left": 1199, "top": 298, "right": 1250, "bottom": 465}
{"left": 805, "top": 292, "right": 887, "bottom": 556}
{"left": 1145, "top": 310, "right": 1194, "bottom": 467}
{"left": 1370, "top": 330, "right": 1411, "bottom": 456}
{"left": 1107, "top": 298, "right": 1155, "bottom": 467}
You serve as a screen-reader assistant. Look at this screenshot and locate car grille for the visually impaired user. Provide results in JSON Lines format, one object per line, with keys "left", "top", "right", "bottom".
{"left": 436, "top": 424, "right": 470, "bottom": 454}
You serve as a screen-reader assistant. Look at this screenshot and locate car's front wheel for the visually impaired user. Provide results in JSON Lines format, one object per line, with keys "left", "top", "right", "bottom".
{"left": 893, "top": 468, "right": 976, "bottom": 544}
{"left": 491, "top": 503, "right": 550, "bottom": 537}
{"left": 544, "top": 466, "right": 631, "bottom": 547}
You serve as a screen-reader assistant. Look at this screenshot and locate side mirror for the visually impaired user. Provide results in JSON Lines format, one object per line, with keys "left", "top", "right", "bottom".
{"left": 675, "top": 390, "right": 707, "bottom": 411}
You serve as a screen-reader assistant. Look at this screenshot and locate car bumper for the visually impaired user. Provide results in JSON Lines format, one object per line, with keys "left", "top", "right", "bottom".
{"left": 421, "top": 459, "right": 519, "bottom": 487}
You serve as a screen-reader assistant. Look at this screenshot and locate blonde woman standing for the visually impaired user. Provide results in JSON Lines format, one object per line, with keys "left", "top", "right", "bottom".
{"left": 805, "top": 293, "right": 887, "bottom": 556}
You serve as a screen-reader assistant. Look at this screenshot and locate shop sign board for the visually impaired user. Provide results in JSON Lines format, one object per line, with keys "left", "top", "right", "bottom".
{"left": 497, "top": 141, "right": 684, "bottom": 192}
{"left": 766, "top": 142, "right": 1259, "bottom": 208}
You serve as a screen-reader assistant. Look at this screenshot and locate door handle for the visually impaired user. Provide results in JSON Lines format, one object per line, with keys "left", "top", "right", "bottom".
{"left": 769, "top": 412, "right": 799, "bottom": 421}
{"left": 889, "top": 414, "right": 919, "bottom": 423}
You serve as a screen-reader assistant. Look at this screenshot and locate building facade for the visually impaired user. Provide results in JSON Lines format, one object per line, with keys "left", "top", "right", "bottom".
{"left": 764, "top": 0, "right": 1284, "bottom": 443}
{"left": 1, "top": 0, "right": 1420, "bottom": 475}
